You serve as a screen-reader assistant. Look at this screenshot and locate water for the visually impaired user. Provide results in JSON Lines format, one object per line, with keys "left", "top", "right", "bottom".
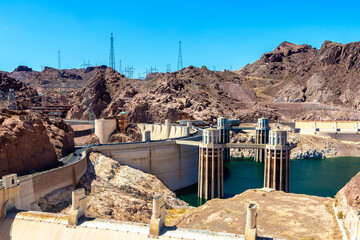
{"left": 175, "top": 157, "right": 360, "bottom": 207}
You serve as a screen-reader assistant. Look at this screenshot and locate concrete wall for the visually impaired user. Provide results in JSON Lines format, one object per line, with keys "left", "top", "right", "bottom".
{"left": 92, "top": 141, "right": 199, "bottom": 191}
{"left": 95, "top": 119, "right": 117, "bottom": 143}
{"left": 137, "top": 123, "right": 190, "bottom": 140}
{"left": 295, "top": 121, "right": 360, "bottom": 134}
{"left": 0, "top": 150, "right": 89, "bottom": 213}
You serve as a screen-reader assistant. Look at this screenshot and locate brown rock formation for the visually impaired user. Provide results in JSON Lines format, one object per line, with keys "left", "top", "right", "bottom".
{"left": 0, "top": 110, "right": 74, "bottom": 177}
{"left": 336, "top": 171, "right": 360, "bottom": 238}
{"left": 39, "top": 152, "right": 188, "bottom": 223}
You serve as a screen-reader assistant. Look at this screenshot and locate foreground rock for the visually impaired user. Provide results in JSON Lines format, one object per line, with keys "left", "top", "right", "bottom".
{"left": 39, "top": 152, "right": 187, "bottom": 223}
{"left": 336, "top": 171, "right": 360, "bottom": 238}
{"left": 0, "top": 110, "right": 74, "bottom": 177}
{"left": 171, "top": 189, "right": 341, "bottom": 239}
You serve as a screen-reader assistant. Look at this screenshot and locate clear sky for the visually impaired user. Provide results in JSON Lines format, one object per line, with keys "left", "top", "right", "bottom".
{"left": 1, "top": 0, "right": 360, "bottom": 78}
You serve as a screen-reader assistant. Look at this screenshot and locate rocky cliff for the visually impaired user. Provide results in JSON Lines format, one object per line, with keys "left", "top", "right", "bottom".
{"left": 38, "top": 152, "right": 188, "bottom": 223}
{"left": 0, "top": 73, "right": 39, "bottom": 109}
{"left": 238, "top": 40, "right": 360, "bottom": 110}
{"left": 0, "top": 110, "right": 74, "bottom": 177}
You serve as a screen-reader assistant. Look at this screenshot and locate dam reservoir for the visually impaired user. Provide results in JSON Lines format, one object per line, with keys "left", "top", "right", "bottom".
{"left": 176, "top": 157, "right": 360, "bottom": 206}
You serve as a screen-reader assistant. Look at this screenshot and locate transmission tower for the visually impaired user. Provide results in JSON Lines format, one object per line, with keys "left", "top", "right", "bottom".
{"left": 58, "top": 51, "right": 61, "bottom": 69}
{"left": 177, "top": 41, "right": 183, "bottom": 71}
{"left": 230, "top": 65, "right": 233, "bottom": 71}
{"left": 109, "top": 33, "right": 115, "bottom": 69}
{"left": 125, "top": 65, "right": 135, "bottom": 79}
{"left": 166, "top": 64, "right": 171, "bottom": 73}
{"left": 40, "top": 65, "right": 46, "bottom": 71}
{"left": 119, "top": 60, "right": 122, "bottom": 74}
{"left": 213, "top": 66, "right": 216, "bottom": 71}
{"left": 81, "top": 60, "right": 92, "bottom": 69}
{"left": 7, "top": 89, "right": 17, "bottom": 110}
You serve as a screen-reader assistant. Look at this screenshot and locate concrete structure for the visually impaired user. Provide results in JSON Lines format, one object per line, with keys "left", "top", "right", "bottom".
{"left": 94, "top": 118, "right": 117, "bottom": 143}
{"left": 149, "top": 195, "right": 166, "bottom": 236}
{"left": 138, "top": 119, "right": 191, "bottom": 140}
{"left": 254, "top": 118, "right": 270, "bottom": 162}
{"left": 264, "top": 130, "right": 290, "bottom": 192}
{"left": 198, "top": 128, "right": 223, "bottom": 200}
{"left": 0, "top": 174, "right": 20, "bottom": 218}
{"left": 217, "top": 117, "right": 230, "bottom": 161}
{"left": 245, "top": 203, "right": 257, "bottom": 240}
{"left": 68, "top": 188, "right": 87, "bottom": 226}
{"left": 116, "top": 111, "right": 128, "bottom": 133}
{"left": 91, "top": 140, "right": 199, "bottom": 191}
{"left": 295, "top": 120, "right": 360, "bottom": 134}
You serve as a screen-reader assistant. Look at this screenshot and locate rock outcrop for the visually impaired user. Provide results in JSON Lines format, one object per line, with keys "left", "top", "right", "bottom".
{"left": 0, "top": 110, "right": 74, "bottom": 177}
{"left": 336, "top": 171, "right": 360, "bottom": 238}
{"left": 39, "top": 152, "right": 188, "bottom": 223}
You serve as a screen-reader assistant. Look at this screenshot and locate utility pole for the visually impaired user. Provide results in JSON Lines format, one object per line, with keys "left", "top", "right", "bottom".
{"left": 177, "top": 41, "right": 183, "bottom": 71}
{"left": 58, "top": 51, "right": 61, "bottom": 69}
{"left": 109, "top": 33, "right": 115, "bottom": 69}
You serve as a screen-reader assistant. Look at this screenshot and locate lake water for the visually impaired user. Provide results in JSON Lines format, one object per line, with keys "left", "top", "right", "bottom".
{"left": 175, "top": 157, "right": 360, "bottom": 207}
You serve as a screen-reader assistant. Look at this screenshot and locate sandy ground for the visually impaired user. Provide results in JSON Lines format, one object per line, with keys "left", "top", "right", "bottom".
{"left": 169, "top": 189, "right": 342, "bottom": 240}
{"left": 71, "top": 124, "right": 93, "bottom": 146}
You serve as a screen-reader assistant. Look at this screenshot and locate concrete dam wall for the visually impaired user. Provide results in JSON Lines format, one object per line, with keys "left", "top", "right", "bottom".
{"left": 92, "top": 141, "right": 199, "bottom": 191}
{"left": 137, "top": 122, "right": 190, "bottom": 140}
{"left": 295, "top": 121, "right": 360, "bottom": 134}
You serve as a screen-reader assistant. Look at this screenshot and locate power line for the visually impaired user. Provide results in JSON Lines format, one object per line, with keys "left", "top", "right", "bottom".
{"left": 109, "top": 33, "right": 115, "bottom": 69}
{"left": 177, "top": 41, "right": 183, "bottom": 71}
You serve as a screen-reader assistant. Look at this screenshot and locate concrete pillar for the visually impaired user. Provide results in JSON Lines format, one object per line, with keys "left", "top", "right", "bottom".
{"left": 94, "top": 118, "right": 117, "bottom": 144}
{"left": 164, "top": 119, "right": 171, "bottom": 139}
{"left": 217, "top": 117, "right": 230, "bottom": 162}
{"left": 198, "top": 128, "right": 223, "bottom": 200}
{"left": 142, "top": 130, "right": 151, "bottom": 142}
{"left": 68, "top": 188, "right": 87, "bottom": 226}
{"left": 0, "top": 174, "right": 20, "bottom": 218}
{"left": 245, "top": 203, "right": 257, "bottom": 240}
{"left": 149, "top": 195, "right": 166, "bottom": 236}
{"left": 255, "top": 118, "right": 270, "bottom": 162}
{"left": 264, "top": 130, "right": 290, "bottom": 192}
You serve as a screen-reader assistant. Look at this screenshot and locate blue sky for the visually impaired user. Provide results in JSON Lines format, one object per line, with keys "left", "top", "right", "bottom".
{"left": 1, "top": 0, "right": 360, "bottom": 78}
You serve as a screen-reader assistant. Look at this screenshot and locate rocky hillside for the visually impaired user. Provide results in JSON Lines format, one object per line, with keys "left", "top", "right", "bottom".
{"left": 38, "top": 152, "right": 187, "bottom": 223}
{"left": 0, "top": 110, "right": 74, "bottom": 177}
{"left": 0, "top": 73, "right": 39, "bottom": 109}
{"left": 5, "top": 65, "right": 108, "bottom": 93}
{"left": 67, "top": 66, "right": 257, "bottom": 123}
{"left": 238, "top": 40, "right": 360, "bottom": 110}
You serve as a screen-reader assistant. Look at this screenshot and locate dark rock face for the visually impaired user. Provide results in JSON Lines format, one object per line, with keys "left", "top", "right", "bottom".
{"left": 0, "top": 110, "right": 74, "bottom": 177}
{"left": 14, "top": 65, "right": 33, "bottom": 72}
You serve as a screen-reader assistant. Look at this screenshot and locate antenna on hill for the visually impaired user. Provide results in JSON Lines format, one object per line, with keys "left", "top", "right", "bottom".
{"left": 177, "top": 41, "right": 183, "bottom": 71}
{"left": 109, "top": 33, "right": 115, "bottom": 69}
{"left": 58, "top": 51, "right": 61, "bottom": 69}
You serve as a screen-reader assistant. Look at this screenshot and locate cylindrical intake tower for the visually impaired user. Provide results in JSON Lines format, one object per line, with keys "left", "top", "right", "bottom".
{"left": 198, "top": 128, "right": 224, "bottom": 200}
{"left": 254, "top": 118, "right": 270, "bottom": 162}
{"left": 264, "top": 130, "right": 290, "bottom": 192}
